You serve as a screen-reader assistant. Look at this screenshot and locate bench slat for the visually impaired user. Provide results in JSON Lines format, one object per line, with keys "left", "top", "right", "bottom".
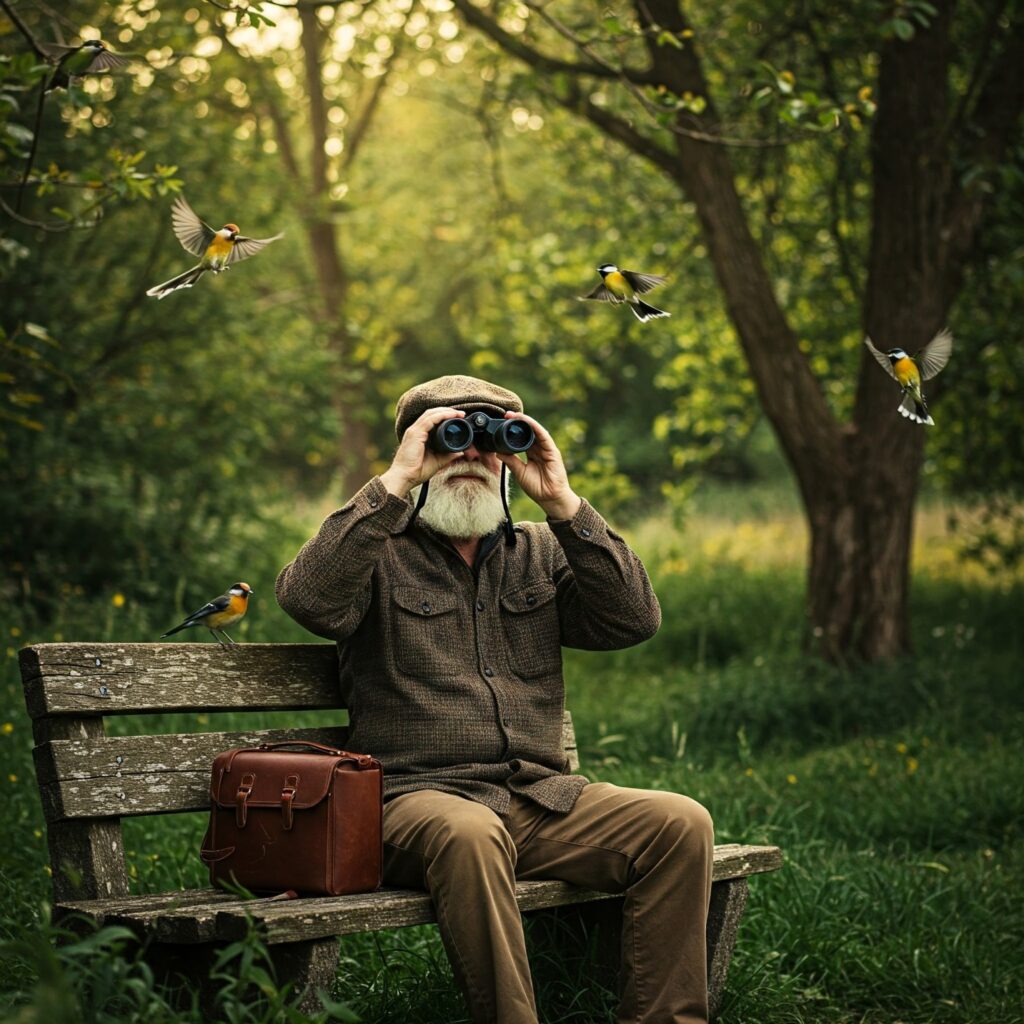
{"left": 61, "top": 844, "right": 783, "bottom": 944}
{"left": 21, "top": 643, "right": 340, "bottom": 718}
{"left": 35, "top": 714, "right": 577, "bottom": 820}
{"left": 35, "top": 726, "right": 349, "bottom": 821}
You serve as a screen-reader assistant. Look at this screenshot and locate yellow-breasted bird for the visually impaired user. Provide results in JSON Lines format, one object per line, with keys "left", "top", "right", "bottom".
{"left": 579, "top": 263, "right": 670, "bottom": 322}
{"left": 863, "top": 329, "right": 953, "bottom": 426}
{"left": 160, "top": 582, "right": 253, "bottom": 645}
{"left": 146, "top": 196, "right": 283, "bottom": 299}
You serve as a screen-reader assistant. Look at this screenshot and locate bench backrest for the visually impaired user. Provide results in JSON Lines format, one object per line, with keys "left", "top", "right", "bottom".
{"left": 19, "top": 642, "right": 579, "bottom": 901}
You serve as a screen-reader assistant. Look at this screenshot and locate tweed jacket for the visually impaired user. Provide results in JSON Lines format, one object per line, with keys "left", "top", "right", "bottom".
{"left": 276, "top": 475, "right": 661, "bottom": 817}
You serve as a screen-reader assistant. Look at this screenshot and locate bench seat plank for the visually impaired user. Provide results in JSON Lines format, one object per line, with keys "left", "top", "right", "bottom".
{"left": 58, "top": 844, "right": 783, "bottom": 945}
{"left": 21, "top": 643, "right": 341, "bottom": 718}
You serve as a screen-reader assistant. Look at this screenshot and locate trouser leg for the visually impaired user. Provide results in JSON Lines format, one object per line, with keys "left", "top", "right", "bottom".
{"left": 382, "top": 789, "right": 538, "bottom": 1024}
{"left": 510, "top": 782, "right": 714, "bottom": 1024}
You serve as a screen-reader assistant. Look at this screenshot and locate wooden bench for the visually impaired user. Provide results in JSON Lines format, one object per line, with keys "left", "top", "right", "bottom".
{"left": 20, "top": 642, "right": 782, "bottom": 1017}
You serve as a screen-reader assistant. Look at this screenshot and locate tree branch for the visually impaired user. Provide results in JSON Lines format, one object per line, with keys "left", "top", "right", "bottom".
{"left": 0, "top": 0, "right": 48, "bottom": 59}
{"left": 449, "top": 0, "right": 657, "bottom": 85}
{"left": 341, "top": 13, "right": 409, "bottom": 172}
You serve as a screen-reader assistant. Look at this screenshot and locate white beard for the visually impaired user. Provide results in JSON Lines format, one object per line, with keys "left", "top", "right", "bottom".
{"left": 413, "top": 463, "right": 509, "bottom": 539}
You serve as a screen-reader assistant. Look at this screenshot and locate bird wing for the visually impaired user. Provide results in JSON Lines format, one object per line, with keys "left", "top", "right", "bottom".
{"left": 37, "top": 42, "right": 78, "bottom": 62}
{"left": 578, "top": 282, "right": 618, "bottom": 303}
{"left": 917, "top": 328, "right": 953, "bottom": 381}
{"left": 171, "top": 195, "right": 217, "bottom": 258}
{"left": 228, "top": 233, "right": 284, "bottom": 265}
{"left": 863, "top": 336, "right": 897, "bottom": 381}
{"left": 622, "top": 271, "right": 667, "bottom": 295}
{"left": 184, "top": 593, "right": 231, "bottom": 623}
{"left": 84, "top": 49, "right": 133, "bottom": 74}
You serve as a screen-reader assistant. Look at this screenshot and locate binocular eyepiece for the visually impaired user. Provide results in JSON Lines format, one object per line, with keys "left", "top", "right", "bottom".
{"left": 428, "top": 411, "right": 536, "bottom": 455}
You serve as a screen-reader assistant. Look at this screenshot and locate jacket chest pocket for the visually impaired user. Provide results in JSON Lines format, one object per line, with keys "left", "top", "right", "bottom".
{"left": 500, "top": 580, "right": 561, "bottom": 679}
{"left": 391, "top": 587, "right": 462, "bottom": 678}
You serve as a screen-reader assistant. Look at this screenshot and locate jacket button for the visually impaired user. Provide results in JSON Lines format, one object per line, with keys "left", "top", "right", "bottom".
{"left": 484, "top": 667, "right": 494, "bottom": 677}
{"left": 421, "top": 602, "right": 431, "bottom": 613}
{"left": 476, "top": 599, "right": 485, "bottom": 611}
{"left": 581, "top": 528, "right": 591, "bottom": 538}
{"left": 503, "top": 718, "right": 511, "bottom": 727}
{"left": 369, "top": 499, "right": 379, "bottom": 508}
{"left": 525, "top": 595, "right": 536, "bottom": 606}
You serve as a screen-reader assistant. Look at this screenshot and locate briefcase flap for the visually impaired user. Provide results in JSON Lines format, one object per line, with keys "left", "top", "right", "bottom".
{"left": 210, "top": 749, "right": 357, "bottom": 811}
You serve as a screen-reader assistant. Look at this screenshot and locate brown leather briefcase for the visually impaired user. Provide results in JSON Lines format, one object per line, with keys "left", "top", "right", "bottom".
{"left": 200, "top": 740, "right": 383, "bottom": 896}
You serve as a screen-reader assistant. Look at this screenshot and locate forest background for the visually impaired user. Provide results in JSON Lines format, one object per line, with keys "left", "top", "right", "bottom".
{"left": 1, "top": 1, "right": 1023, "bottom": 1022}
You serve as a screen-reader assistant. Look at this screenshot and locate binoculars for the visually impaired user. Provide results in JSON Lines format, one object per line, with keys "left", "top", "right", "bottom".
{"left": 427, "top": 411, "right": 536, "bottom": 455}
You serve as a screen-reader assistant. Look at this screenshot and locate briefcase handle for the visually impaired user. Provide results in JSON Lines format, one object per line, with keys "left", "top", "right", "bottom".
{"left": 255, "top": 740, "right": 375, "bottom": 765}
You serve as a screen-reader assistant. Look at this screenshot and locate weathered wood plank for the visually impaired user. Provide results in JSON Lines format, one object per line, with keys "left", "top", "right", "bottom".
{"left": 707, "top": 877, "right": 749, "bottom": 1018}
{"left": 562, "top": 713, "right": 579, "bottom": 772}
{"left": 33, "top": 716, "right": 130, "bottom": 902}
{"left": 56, "top": 844, "right": 781, "bottom": 944}
{"left": 20, "top": 643, "right": 340, "bottom": 718}
{"left": 35, "top": 726, "right": 350, "bottom": 821}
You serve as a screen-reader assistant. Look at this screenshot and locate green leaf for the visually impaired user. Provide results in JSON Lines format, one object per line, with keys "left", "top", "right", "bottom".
{"left": 893, "top": 18, "right": 915, "bottom": 41}
{"left": 657, "top": 30, "right": 684, "bottom": 49}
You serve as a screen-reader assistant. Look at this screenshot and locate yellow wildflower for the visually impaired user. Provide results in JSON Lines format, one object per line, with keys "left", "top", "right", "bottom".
{"left": 1, "top": 722, "right": 13, "bottom": 734}
{"left": 9, "top": 627, "right": 20, "bottom": 638}
{"left": 112, "top": 593, "right": 126, "bottom": 608}
{"left": 906, "top": 757, "right": 919, "bottom": 775}
{"left": 858, "top": 86, "right": 872, "bottom": 102}
{"left": 744, "top": 767, "right": 754, "bottom": 777}
{"left": 896, "top": 742, "right": 908, "bottom": 754}
{"left": 8, "top": 773, "right": 17, "bottom": 783}
{"left": 786, "top": 774, "right": 797, "bottom": 785}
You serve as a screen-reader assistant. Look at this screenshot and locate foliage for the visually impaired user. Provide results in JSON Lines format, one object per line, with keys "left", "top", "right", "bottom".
{"left": 0, "top": 510, "right": 1021, "bottom": 1022}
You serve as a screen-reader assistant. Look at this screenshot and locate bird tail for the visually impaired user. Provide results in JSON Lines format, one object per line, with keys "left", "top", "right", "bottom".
{"left": 631, "top": 299, "right": 671, "bottom": 323}
{"left": 898, "top": 391, "right": 934, "bottom": 426}
{"left": 146, "top": 265, "right": 206, "bottom": 299}
{"left": 160, "top": 620, "right": 194, "bottom": 638}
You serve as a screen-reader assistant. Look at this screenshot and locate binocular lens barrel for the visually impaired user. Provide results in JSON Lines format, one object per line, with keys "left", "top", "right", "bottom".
{"left": 430, "top": 418, "right": 475, "bottom": 453}
{"left": 427, "top": 415, "right": 536, "bottom": 455}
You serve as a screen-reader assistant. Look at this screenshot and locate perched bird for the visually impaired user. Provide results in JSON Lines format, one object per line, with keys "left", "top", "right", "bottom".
{"left": 160, "top": 582, "right": 254, "bottom": 645}
{"left": 17, "top": 39, "right": 133, "bottom": 210}
{"left": 863, "top": 329, "right": 953, "bottom": 426}
{"left": 578, "top": 263, "right": 670, "bottom": 322}
{"left": 146, "top": 195, "right": 283, "bottom": 299}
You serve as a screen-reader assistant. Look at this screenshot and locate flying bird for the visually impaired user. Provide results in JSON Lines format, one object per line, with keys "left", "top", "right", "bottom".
{"left": 863, "top": 329, "right": 953, "bottom": 426}
{"left": 147, "top": 195, "right": 283, "bottom": 299}
{"left": 17, "top": 39, "right": 134, "bottom": 210}
{"left": 578, "top": 263, "right": 670, "bottom": 323}
{"left": 40, "top": 39, "right": 133, "bottom": 90}
{"left": 160, "top": 582, "right": 254, "bottom": 645}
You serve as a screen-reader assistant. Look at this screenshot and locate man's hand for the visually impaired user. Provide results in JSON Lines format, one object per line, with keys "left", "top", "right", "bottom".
{"left": 497, "top": 412, "right": 582, "bottom": 521}
{"left": 379, "top": 408, "right": 467, "bottom": 499}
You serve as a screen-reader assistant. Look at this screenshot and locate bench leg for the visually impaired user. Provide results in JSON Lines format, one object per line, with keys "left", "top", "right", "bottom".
{"left": 527, "top": 879, "right": 751, "bottom": 1022}
{"left": 269, "top": 937, "right": 342, "bottom": 1015}
{"left": 146, "top": 937, "right": 341, "bottom": 1016}
{"left": 706, "top": 877, "right": 749, "bottom": 1019}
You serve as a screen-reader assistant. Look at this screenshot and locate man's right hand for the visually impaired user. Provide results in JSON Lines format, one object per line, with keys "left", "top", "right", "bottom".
{"left": 379, "top": 407, "right": 467, "bottom": 499}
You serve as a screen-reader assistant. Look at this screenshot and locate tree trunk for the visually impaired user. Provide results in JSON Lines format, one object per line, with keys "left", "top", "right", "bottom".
{"left": 454, "top": 0, "right": 1024, "bottom": 661}
{"left": 297, "top": 6, "right": 372, "bottom": 493}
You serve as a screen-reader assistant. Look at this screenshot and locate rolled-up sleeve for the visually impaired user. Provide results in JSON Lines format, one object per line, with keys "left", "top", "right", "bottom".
{"left": 547, "top": 499, "right": 661, "bottom": 650}
{"left": 276, "top": 476, "right": 413, "bottom": 639}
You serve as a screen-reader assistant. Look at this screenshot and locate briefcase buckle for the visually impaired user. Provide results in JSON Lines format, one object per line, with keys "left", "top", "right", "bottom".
{"left": 236, "top": 772, "right": 256, "bottom": 828}
{"left": 281, "top": 774, "right": 299, "bottom": 831}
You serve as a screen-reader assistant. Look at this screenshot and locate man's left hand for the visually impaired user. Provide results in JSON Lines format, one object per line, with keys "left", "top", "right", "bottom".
{"left": 497, "top": 412, "right": 582, "bottom": 521}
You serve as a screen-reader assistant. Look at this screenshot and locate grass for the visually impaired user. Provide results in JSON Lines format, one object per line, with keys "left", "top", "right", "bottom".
{"left": 1, "top": 493, "right": 1022, "bottom": 1023}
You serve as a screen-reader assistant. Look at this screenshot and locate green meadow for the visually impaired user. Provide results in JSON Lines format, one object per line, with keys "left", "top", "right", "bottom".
{"left": 2, "top": 490, "right": 1021, "bottom": 1024}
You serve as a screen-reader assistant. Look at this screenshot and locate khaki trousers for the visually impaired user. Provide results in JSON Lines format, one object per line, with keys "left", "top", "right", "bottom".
{"left": 382, "top": 782, "right": 714, "bottom": 1024}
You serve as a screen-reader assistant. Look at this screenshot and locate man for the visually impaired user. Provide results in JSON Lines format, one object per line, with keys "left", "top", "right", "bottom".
{"left": 276, "top": 375, "right": 714, "bottom": 1024}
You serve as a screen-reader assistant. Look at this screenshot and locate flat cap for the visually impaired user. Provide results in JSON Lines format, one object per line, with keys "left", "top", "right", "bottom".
{"left": 395, "top": 374, "right": 523, "bottom": 439}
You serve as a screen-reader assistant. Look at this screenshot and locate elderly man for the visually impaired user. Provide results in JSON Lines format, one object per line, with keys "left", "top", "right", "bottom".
{"left": 276, "top": 375, "right": 714, "bottom": 1024}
